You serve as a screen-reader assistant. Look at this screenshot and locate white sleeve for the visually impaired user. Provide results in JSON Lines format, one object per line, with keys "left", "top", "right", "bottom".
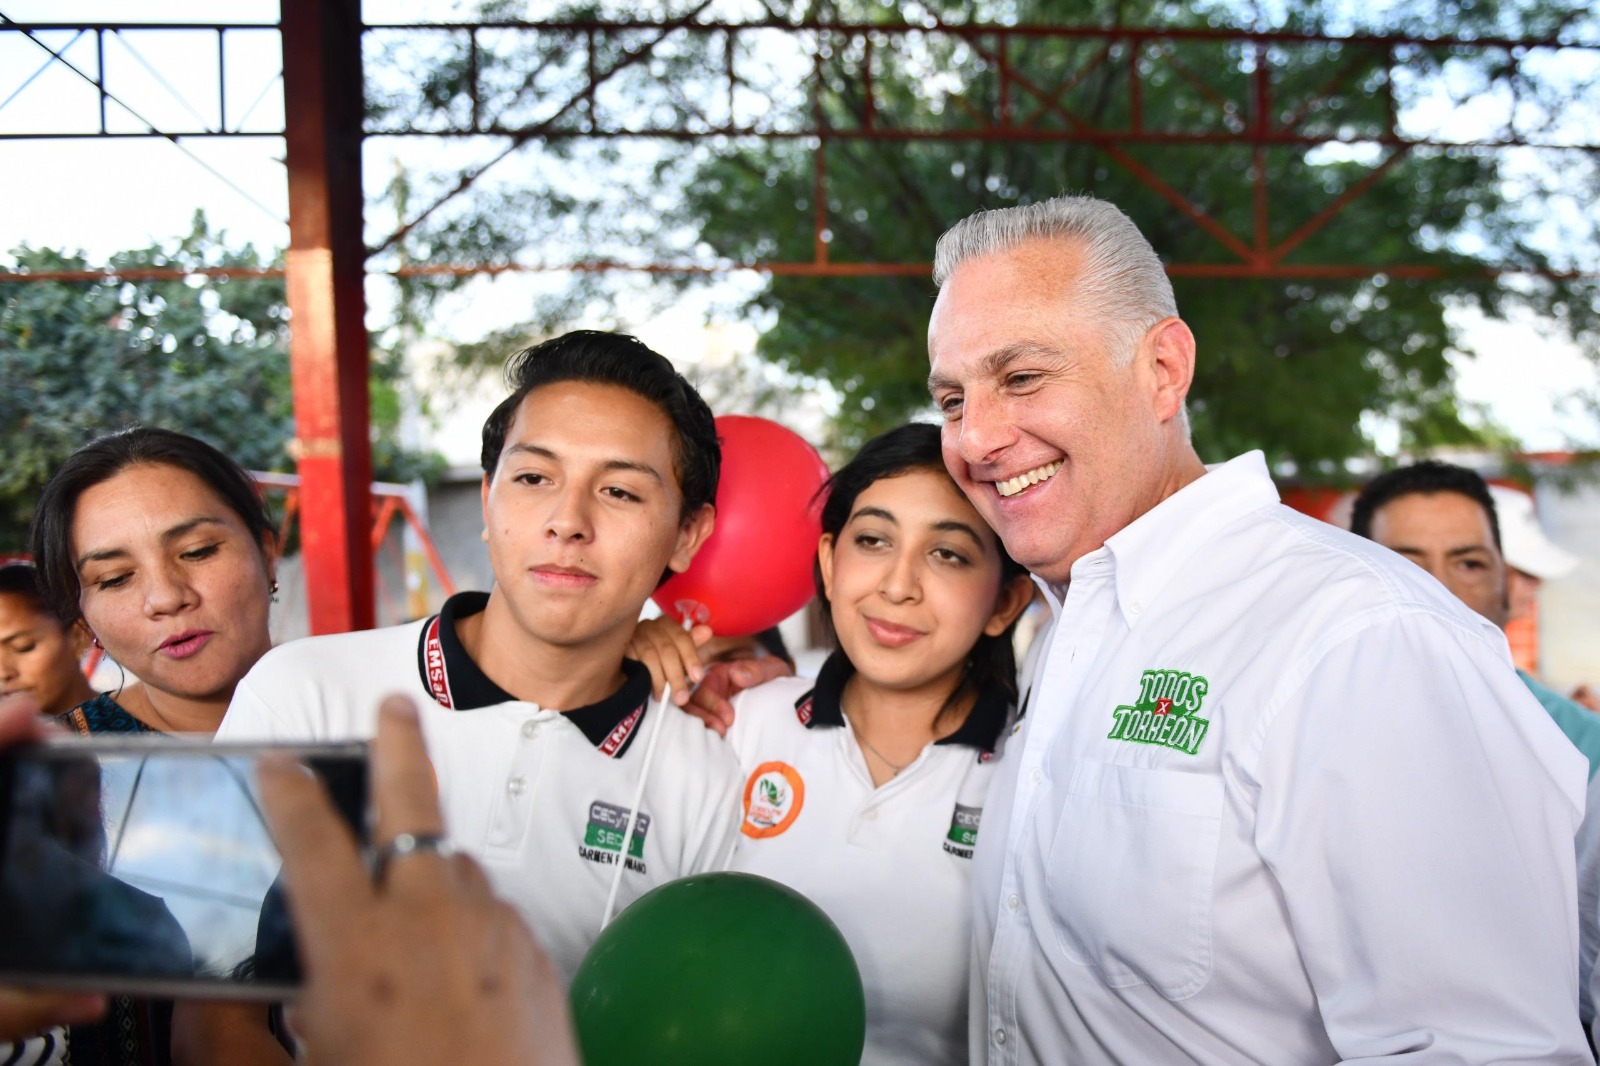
{"left": 1577, "top": 772, "right": 1600, "bottom": 1035}
{"left": 214, "top": 665, "right": 304, "bottom": 743}
{"left": 1252, "top": 609, "right": 1589, "bottom": 1063}
{"left": 678, "top": 736, "right": 742, "bottom": 877}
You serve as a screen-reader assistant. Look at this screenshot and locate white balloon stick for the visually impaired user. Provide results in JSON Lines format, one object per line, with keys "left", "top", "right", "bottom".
{"left": 601, "top": 683, "right": 671, "bottom": 929}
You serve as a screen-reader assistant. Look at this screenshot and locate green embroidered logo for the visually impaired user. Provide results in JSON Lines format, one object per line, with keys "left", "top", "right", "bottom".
{"left": 1108, "top": 669, "right": 1211, "bottom": 756}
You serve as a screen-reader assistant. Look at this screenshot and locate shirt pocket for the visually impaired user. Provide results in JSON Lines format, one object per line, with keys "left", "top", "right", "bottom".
{"left": 1044, "top": 759, "right": 1224, "bottom": 999}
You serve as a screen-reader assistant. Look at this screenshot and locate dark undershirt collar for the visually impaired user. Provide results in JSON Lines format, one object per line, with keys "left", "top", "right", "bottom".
{"left": 793, "top": 649, "right": 1011, "bottom": 754}
{"left": 415, "top": 591, "right": 653, "bottom": 758}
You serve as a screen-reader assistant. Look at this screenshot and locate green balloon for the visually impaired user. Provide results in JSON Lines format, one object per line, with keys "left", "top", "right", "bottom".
{"left": 570, "top": 872, "right": 866, "bottom": 1066}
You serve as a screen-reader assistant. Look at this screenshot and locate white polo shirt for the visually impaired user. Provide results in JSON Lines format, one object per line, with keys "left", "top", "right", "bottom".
{"left": 727, "top": 653, "right": 1012, "bottom": 1066}
{"left": 217, "top": 592, "right": 742, "bottom": 982}
{"left": 972, "top": 451, "right": 1590, "bottom": 1065}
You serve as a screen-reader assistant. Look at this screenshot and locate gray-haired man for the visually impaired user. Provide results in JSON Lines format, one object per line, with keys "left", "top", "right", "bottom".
{"left": 927, "top": 195, "right": 1589, "bottom": 1065}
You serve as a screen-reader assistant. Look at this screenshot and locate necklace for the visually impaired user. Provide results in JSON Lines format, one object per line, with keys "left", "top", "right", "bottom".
{"left": 847, "top": 720, "right": 911, "bottom": 776}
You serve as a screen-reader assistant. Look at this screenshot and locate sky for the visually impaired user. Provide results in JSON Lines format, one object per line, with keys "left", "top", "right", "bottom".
{"left": 2, "top": 0, "right": 1596, "bottom": 465}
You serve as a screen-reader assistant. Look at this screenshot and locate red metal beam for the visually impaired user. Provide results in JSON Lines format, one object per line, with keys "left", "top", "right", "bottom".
{"left": 281, "top": 0, "right": 374, "bottom": 634}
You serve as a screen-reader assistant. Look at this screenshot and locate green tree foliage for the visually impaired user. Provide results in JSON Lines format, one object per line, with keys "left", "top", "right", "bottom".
{"left": 1, "top": 214, "right": 447, "bottom": 552}
{"left": 0, "top": 214, "right": 293, "bottom": 551}
{"left": 369, "top": 0, "right": 1600, "bottom": 475}
{"left": 666, "top": 0, "right": 1600, "bottom": 470}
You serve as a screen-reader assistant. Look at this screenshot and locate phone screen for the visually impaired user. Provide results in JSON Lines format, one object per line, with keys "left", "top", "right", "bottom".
{"left": 0, "top": 738, "right": 368, "bottom": 998}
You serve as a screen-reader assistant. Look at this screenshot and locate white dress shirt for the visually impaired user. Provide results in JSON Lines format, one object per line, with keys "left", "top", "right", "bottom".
{"left": 971, "top": 451, "right": 1590, "bottom": 1065}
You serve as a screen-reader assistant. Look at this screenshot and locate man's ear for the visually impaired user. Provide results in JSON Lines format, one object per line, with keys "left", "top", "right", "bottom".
{"left": 1142, "top": 317, "right": 1197, "bottom": 425}
{"left": 815, "top": 533, "right": 837, "bottom": 603}
{"left": 983, "top": 574, "right": 1036, "bottom": 638}
{"left": 667, "top": 504, "right": 717, "bottom": 575}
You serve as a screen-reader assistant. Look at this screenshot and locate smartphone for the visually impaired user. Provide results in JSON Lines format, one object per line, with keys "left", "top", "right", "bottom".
{"left": 0, "top": 737, "right": 368, "bottom": 999}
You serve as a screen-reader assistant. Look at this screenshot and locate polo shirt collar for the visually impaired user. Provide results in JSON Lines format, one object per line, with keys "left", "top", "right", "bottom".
{"left": 415, "top": 591, "right": 654, "bottom": 757}
{"left": 1102, "top": 450, "right": 1280, "bottom": 628}
{"left": 793, "top": 650, "right": 1011, "bottom": 754}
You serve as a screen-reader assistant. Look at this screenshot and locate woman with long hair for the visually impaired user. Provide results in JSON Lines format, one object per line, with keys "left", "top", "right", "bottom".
{"left": 630, "top": 422, "right": 1033, "bottom": 1065}
{"left": 31, "top": 427, "right": 279, "bottom": 739}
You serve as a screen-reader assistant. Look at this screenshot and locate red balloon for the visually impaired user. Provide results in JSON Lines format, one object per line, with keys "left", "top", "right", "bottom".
{"left": 653, "top": 415, "right": 830, "bottom": 637}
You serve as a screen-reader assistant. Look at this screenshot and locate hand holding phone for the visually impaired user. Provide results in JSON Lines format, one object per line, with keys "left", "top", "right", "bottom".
{"left": 0, "top": 693, "right": 106, "bottom": 1041}
{"left": 0, "top": 734, "right": 367, "bottom": 999}
{"left": 259, "top": 696, "right": 579, "bottom": 1066}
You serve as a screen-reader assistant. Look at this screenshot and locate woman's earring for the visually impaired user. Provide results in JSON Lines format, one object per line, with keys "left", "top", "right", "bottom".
{"left": 269, "top": 580, "right": 280, "bottom": 603}
{"left": 91, "top": 635, "right": 103, "bottom": 649}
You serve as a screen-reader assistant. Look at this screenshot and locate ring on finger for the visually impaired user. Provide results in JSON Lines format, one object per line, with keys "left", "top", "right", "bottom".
{"left": 374, "top": 831, "right": 454, "bottom": 883}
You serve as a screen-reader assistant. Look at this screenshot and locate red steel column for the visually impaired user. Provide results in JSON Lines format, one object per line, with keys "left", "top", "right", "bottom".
{"left": 281, "top": 0, "right": 374, "bottom": 633}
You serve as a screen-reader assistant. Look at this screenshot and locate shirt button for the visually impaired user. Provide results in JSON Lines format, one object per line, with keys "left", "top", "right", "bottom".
{"left": 1130, "top": 600, "right": 1143, "bottom": 614}
{"left": 861, "top": 808, "right": 878, "bottom": 821}
{"left": 994, "top": 1028, "right": 1008, "bottom": 1046}
{"left": 1006, "top": 893, "right": 1021, "bottom": 911}
{"left": 507, "top": 776, "right": 526, "bottom": 796}
{"left": 521, "top": 720, "right": 538, "bottom": 738}
{"left": 1029, "top": 768, "right": 1043, "bottom": 785}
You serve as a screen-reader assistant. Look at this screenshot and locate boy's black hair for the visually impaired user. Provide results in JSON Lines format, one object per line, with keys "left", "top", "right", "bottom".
{"left": 813, "top": 422, "right": 1027, "bottom": 723}
{"left": 479, "top": 330, "right": 720, "bottom": 521}
{"left": 1350, "top": 461, "right": 1501, "bottom": 549}
{"left": 29, "top": 427, "right": 275, "bottom": 625}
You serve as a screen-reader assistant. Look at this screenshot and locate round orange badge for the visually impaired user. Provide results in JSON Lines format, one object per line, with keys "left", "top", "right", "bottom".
{"left": 741, "top": 761, "right": 805, "bottom": 838}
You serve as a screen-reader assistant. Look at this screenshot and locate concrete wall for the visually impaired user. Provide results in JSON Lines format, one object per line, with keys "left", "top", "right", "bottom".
{"left": 1534, "top": 480, "right": 1600, "bottom": 693}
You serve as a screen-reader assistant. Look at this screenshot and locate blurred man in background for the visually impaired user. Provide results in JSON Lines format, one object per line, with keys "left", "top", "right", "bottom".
{"left": 1352, "top": 461, "right": 1600, "bottom": 778}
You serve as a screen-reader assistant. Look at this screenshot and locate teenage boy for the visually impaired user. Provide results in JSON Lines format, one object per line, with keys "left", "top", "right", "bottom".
{"left": 217, "top": 330, "right": 742, "bottom": 980}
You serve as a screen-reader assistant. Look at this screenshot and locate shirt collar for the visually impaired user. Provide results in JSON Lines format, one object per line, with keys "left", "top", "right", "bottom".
{"left": 414, "top": 591, "right": 655, "bottom": 758}
{"left": 1102, "top": 450, "right": 1281, "bottom": 628}
{"left": 793, "top": 650, "right": 1011, "bottom": 754}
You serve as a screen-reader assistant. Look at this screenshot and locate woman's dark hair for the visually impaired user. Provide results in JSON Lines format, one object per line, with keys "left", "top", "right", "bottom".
{"left": 28, "top": 427, "right": 275, "bottom": 624}
{"left": 814, "top": 422, "right": 1027, "bottom": 724}
{"left": 479, "top": 330, "right": 720, "bottom": 521}
{"left": 0, "top": 562, "right": 50, "bottom": 615}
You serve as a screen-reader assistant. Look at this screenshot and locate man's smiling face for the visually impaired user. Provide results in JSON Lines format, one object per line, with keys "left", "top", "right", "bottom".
{"left": 927, "top": 239, "right": 1173, "bottom": 584}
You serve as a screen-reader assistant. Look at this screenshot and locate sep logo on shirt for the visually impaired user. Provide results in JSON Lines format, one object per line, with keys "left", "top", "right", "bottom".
{"left": 943, "top": 803, "right": 982, "bottom": 858}
{"left": 741, "top": 762, "right": 805, "bottom": 839}
{"left": 579, "top": 801, "right": 651, "bottom": 873}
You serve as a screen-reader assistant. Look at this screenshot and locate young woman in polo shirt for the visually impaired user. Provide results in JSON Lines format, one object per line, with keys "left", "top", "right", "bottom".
{"left": 629, "top": 422, "right": 1033, "bottom": 1066}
